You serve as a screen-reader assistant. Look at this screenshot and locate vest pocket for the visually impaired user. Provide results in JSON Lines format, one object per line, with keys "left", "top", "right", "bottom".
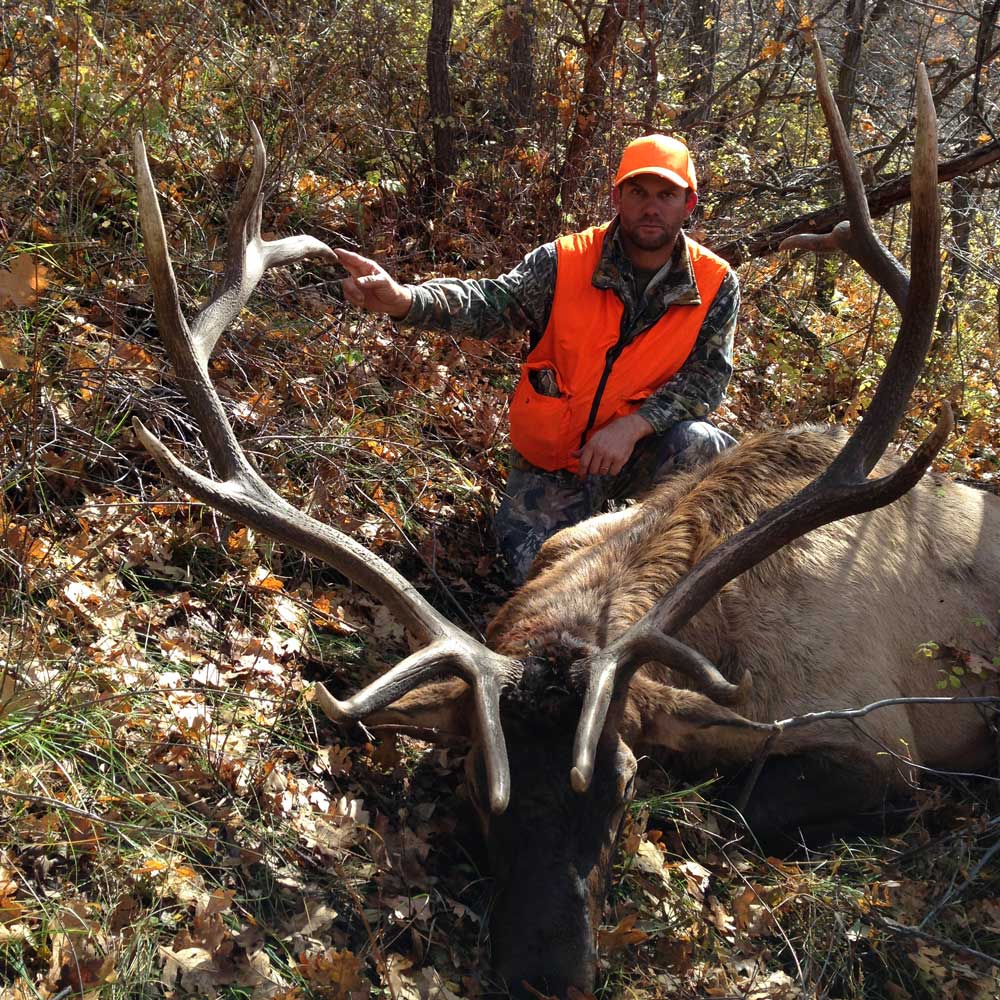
{"left": 509, "top": 361, "right": 573, "bottom": 471}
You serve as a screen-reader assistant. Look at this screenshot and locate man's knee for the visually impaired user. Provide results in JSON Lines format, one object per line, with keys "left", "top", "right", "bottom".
{"left": 666, "top": 419, "right": 737, "bottom": 465}
{"left": 642, "top": 419, "right": 736, "bottom": 473}
{"left": 493, "top": 467, "right": 595, "bottom": 584}
{"left": 493, "top": 496, "right": 546, "bottom": 585}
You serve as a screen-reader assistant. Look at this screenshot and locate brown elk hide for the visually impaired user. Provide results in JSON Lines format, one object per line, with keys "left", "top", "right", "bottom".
{"left": 487, "top": 424, "right": 999, "bottom": 789}
{"left": 381, "top": 424, "right": 999, "bottom": 796}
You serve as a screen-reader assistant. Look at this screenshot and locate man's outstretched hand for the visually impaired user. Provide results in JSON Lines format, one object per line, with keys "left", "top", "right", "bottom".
{"left": 573, "top": 413, "right": 653, "bottom": 478}
{"left": 335, "top": 249, "right": 413, "bottom": 318}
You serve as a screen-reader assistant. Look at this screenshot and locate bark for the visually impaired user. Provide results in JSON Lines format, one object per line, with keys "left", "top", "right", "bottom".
{"left": 427, "top": 0, "right": 457, "bottom": 190}
{"left": 638, "top": 1, "right": 661, "bottom": 131}
{"left": 816, "top": 0, "right": 872, "bottom": 309}
{"left": 935, "top": 177, "right": 972, "bottom": 341}
{"left": 936, "top": 1, "right": 998, "bottom": 340}
{"left": 834, "top": 0, "right": 868, "bottom": 132}
{"left": 504, "top": 0, "right": 536, "bottom": 128}
{"left": 972, "top": 1, "right": 999, "bottom": 111}
{"left": 558, "top": 0, "right": 628, "bottom": 209}
{"left": 46, "top": 0, "right": 61, "bottom": 86}
{"left": 712, "top": 140, "right": 1000, "bottom": 265}
{"left": 681, "top": 0, "right": 721, "bottom": 124}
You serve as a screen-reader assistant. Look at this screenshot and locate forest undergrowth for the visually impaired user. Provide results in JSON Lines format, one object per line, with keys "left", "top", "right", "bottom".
{"left": 1, "top": 2, "right": 999, "bottom": 998}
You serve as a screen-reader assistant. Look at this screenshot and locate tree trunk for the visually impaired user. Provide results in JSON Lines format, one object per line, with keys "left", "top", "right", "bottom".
{"left": 935, "top": 1, "right": 997, "bottom": 342}
{"left": 935, "top": 177, "right": 972, "bottom": 342}
{"left": 815, "top": 0, "right": 871, "bottom": 310}
{"left": 427, "top": 0, "right": 457, "bottom": 192}
{"left": 680, "top": 0, "right": 720, "bottom": 125}
{"left": 638, "top": 0, "right": 664, "bottom": 131}
{"left": 558, "top": 0, "right": 628, "bottom": 211}
{"left": 835, "top": 0, "right": 868, "bottom": 131}
{"left": 504, "top": 0, "right": 536, "bottom": 129}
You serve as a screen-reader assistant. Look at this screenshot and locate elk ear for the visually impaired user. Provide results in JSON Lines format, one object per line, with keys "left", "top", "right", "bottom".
{"left": 626, "top": 675, "right": 765, "bottom": 753}
{"left": 366, "top": 678, "right": 474, "bottom": 744}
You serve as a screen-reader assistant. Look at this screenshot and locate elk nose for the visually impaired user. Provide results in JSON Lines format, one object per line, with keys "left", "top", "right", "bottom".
{"left": 498, "top": 946, "right": 597, "bottom": 1000}
{"left": 489, "top": 868, "right": 597, "bottom": 997}
{"left": 506, "top": 970, "right": 595, "bottom": 1000}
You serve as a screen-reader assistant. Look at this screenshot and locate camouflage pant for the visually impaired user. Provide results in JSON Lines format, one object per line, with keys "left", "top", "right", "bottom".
{"left": 494, "top": 420, "right": 736, "bottom": 584}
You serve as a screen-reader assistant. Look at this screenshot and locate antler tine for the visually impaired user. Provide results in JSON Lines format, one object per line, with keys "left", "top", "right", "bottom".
{"left": 805, "top": 32, "right": 910, "bottom": 313}
{"left": 827, "top": 61, "right": 940, "bottom": 483}
{"left": 571, "top": 48, "right": 946, "bottom": 792}
{"left": 132, "top": 130, "right": 518, "bottom": 814}
{"left": 189, "top": 123, "right": 339, "bottom": 363}
{"left": 134, "top": 131, "right": 243, "bottom": 483}
{"left": 313, "top": 640, "right": 512, "bottom": 813}
{"left": 570, "top": 629, "right": 752, "bottom": 793}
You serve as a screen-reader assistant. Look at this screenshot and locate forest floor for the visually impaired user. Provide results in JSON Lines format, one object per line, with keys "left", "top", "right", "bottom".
{"left": 1, "top": 23, "right": 999, "bottom": 986}
{"left": 1, "top": 228, "right": 998, "bottom": 999}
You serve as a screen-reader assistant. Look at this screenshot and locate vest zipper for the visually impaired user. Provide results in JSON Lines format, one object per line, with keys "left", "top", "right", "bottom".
{"left": 579, "top": 335, "right": 628, "bottom": 449}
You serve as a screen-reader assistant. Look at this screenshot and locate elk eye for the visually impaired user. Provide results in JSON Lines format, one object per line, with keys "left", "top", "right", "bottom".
{"left": 615, "top": 749, "right": 639, "bottom": 799}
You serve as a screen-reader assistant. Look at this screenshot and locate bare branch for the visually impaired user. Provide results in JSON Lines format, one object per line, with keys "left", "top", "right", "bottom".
{"left": 714, "top": 139, "right": 1000, "bottom": 267}
{"left": 771, "top": 695, "right": 1000, "bottom": 732}
{"left": 861, "top": 913, "right": 1000, "bottom": 970}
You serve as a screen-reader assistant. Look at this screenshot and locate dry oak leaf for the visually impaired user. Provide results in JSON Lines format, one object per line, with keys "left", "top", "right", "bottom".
{"left": 0, "top": 338, "right": 27, "bottom": 371}
{"left": 733, "top": 885, "right": 775, "bottom": 937}
{"left": 386, "top": 954, "right": 461, "bottom": 1000}
{"left": 598, "top": 912, "right": 649, "bottom": 954}
{"left": 675, "top": 859, "right": 711, "bottom": 902}
{"left": 297, "top": 947, "right": 370, "bottom": 998}
{"left": 0, "top": 255, "right": 48, "bottom": 309}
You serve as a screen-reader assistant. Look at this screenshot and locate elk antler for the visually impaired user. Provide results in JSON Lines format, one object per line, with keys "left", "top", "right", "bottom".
{"left": 570, "top": 41, "right": 951, "bottom": 794}
{"left": 132, "top": 128, "right": 519, "bottom": 813}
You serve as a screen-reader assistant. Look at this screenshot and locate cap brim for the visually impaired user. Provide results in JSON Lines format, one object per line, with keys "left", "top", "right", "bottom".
{"left": 615, "top": 166, "right": 692, "bottom": 190}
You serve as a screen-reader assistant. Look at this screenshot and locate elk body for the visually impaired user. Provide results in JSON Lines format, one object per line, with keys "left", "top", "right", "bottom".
{"left": 131, "top": 41, "right": 997, "bottom": 1000}
{"left": 380, "top": 425, "right": 1000, "bottom": 991}
{"left": 495, "top": 423, "right": 1000, "bottom": 812}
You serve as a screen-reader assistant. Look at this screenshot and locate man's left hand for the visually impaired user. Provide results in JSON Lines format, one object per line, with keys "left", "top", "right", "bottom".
{"left": 572, "top": 413, "right": 653, "bottom": 478}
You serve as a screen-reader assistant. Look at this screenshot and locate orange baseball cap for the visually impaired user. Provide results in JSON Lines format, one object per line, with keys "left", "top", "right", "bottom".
{"left": 614, "top": 134, "right": 697, "bottom": 193}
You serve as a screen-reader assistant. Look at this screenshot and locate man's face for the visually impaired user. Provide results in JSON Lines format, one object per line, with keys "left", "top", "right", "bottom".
{"left": 613, "top": 173, "right": 696, "bottom": 258}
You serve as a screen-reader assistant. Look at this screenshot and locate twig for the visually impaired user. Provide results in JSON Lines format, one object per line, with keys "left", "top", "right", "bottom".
{"left": 861, "top": 911, "right": 1000, "bottom": 969}
{"left": 0, "top": 787, "right": 214, "bottom": 842}
{"left": 22, "top": 486, "right": 172, "bottom": 592}
{"left": 919, "top": 835, "right": 1000, "bottom": 929}
{"left": 772, "top": 695, "right": 1000, "bottom": 730}
{"left": 734, "top": 729, "right": 781, "bottom": 814}
{"left": 719, "top": 696, "right": 1000, "bottom": 809}
{"left": 704, "top": 695, "right": 1000, "bottom": 734}
{"left": 350, "top": 481, "right": 485, "bottom": 637}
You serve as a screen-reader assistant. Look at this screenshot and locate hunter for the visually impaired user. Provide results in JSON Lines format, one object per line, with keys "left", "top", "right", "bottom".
{"left": 335, "top": 135, "right": 739, "bottom": 582}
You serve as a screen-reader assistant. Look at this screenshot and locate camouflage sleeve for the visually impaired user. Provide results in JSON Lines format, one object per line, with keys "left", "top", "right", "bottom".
{"left": 402, "top": 243, "right": 557, "bottom": 340}
{"left": 636, "top": 269, "right": 739, "bottom": 434}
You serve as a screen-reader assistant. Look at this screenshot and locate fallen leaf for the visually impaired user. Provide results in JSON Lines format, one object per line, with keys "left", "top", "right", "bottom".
{"left": 0, "top": 255, "right": 48, "bottom": 309}
{"left": 191, "top": 663, "right": 224, "bottom": 688}
{"left": 598, "top": 912, "right": 649, "bottom": 954}
{"left": 386, "top": 954, "right": 461, "bottom": 1000}
{"left": 0, "top": 338, "right": 27, "bottom": 371}
{"left": 676, "top": 859, "right": 711, "bottom": 902}
{"left": 297, "top": 948, "right": 370, "bottom": 997}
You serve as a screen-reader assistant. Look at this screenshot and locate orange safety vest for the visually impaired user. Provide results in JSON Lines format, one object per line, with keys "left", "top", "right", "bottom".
{"left": 509, "top": 224, "right": 731, "bottom": 473}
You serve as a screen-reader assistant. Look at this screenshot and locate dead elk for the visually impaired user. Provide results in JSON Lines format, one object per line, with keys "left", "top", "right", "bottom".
{"left": 376, "top": 423, "right": 1000, "bottom": 991}
{"left": 131, "top": 45, "right": 997, "bottom": 1000}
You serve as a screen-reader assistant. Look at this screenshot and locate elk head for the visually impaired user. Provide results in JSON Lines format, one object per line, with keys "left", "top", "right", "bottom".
{"left": 132, "top": 38, "right": 947, "bottom": 999}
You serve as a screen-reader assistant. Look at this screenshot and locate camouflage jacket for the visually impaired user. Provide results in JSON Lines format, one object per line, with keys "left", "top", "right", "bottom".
{"left": 403, "top": 220, "right": 739, "bottom": 436}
